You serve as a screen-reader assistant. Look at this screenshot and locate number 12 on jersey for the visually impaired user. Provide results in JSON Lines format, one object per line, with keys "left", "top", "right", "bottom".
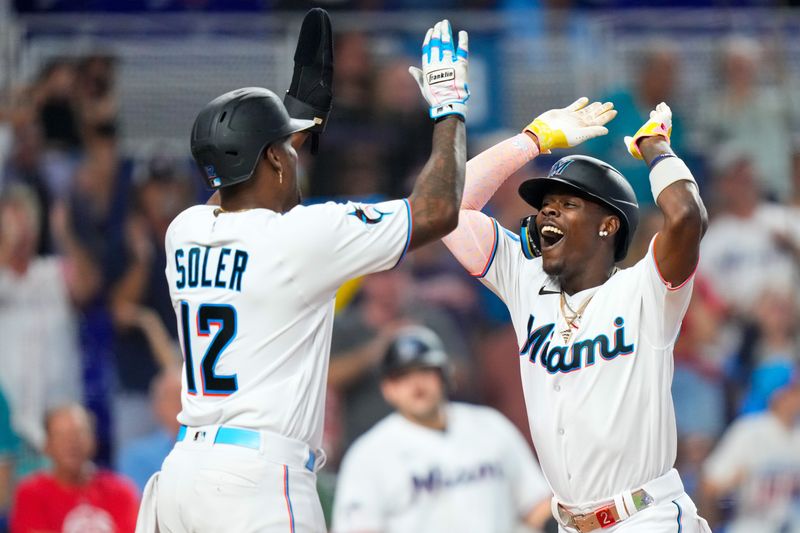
{"left": 179, "top": 302, "right": 239, "bottom": 396}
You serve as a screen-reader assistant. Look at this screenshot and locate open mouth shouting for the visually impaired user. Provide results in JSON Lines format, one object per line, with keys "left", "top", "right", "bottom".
{"left": 539, "top": 223, "right": 566, "bottom": 251}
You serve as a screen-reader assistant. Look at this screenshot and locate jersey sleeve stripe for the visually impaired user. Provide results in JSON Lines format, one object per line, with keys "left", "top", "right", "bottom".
{"left": 473, "top": 218, "right": 499, "bottom": 279}
{"left": 652, "top": 234, "right": 697, "bottom": 291}
{"left": 283, "top": 465, "right": 296, "bottom": 533}
{"left": 392, "top": 198, "right": 413, "bottom": 269}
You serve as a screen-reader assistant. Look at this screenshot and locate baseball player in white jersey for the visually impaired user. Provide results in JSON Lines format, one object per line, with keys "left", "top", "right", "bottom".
{"left": 441, "top": 100, "right": 712, "bottom": 532}
{"left": 333, "top": 326, "right": 552, "bottom": 533}
{"left": 701, "top": 363, "right": 800, "bottom": 533}
{"left": 135, "top": 17, "right": 471, "bottom": 533}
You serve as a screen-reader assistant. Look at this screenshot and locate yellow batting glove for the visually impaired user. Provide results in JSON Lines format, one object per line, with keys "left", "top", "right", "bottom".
{"left": 524, "top": 97, "right": 616, "bottom": 153}
{"left": 623, "top": 102, "right": 673, "bottom": 160}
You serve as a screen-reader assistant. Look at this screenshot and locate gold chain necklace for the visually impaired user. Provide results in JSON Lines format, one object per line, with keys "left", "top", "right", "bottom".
{"left": 558, "top": 291, "right": 595, "bottom": 344}
{"left": 213, "top": 206, "right": 253, "bottom": 216}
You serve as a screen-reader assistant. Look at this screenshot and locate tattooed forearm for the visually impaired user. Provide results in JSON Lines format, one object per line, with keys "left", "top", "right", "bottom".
{"left": 407, "top": 117, "right": 466, "bottom": 250}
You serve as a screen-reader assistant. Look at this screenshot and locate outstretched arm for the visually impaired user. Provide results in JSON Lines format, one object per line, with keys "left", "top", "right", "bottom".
{"left": 625, "top": 103, "right": 707, "bottom": 287}
{"left": 406, "top": 20, "right": 470, "bottom": 250}
{"left": 443, "top": 98, "right": 616, "bottom": 275}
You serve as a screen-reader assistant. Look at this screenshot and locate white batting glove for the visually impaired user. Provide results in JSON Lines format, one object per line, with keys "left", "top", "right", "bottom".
{"left": 524, "top": 98, "right": 616, "bottom": 154}
{"left": 623, "top": 102, "right": 672, "bottom": 160}
{"left": 409, "top": 20, "right": 469, "bottom": 121}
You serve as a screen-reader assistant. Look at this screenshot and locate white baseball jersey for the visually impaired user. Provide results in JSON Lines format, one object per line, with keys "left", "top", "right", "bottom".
{"left": 480, "top": 224, "right": 692, "bottom": 506}
{"left": 703, "top": 412, "right": 800, "bottom": 533}
{"left": 332, "top": 402, "right": 550, "bottom": 533}
{"left": 164, "top": 199, "right": 411, "bottom": 450}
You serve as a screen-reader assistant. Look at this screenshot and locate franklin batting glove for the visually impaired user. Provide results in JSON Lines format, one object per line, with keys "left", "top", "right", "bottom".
{"left": 284, "top": 8, "right": 334, "bottom": 153}
{"left": 524, "top": 98, "right": 616, "bottom": 153}
{"left": 624, "top": 102, "right": 673, "bottom": 160}
{"left": 409, "top": 20, "right": 469, "bottom": 121}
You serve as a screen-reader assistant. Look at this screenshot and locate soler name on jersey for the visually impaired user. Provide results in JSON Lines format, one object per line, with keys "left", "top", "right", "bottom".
{"left": 173, "top": 246, "right": 249, "bottom": 292}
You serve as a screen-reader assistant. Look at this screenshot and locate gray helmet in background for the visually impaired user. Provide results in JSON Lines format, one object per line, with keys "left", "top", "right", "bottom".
{"left": 381, "top": 326, "right": 450, "bottom": 382}
{"left": 190, "top": 87, "right": 316, "bottom": 189}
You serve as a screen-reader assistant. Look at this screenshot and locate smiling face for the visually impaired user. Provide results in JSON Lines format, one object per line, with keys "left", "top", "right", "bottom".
{"left": 535, "top": 184, "right": 620, "bottom": 278}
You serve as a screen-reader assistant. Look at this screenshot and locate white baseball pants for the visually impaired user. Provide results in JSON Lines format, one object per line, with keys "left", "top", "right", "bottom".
{"left": 135, "top": 426, "right": 327, "bottom": 533}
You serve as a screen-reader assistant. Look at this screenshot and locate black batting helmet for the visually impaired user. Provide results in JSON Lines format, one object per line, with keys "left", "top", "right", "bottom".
{"left": 190, "top": 87, "right": 316, "bottom": 189}
{"left": 381, "top": 326, "right": 450, "bottom": 381}
{"left": 518, "top": 155, "right": 639, "bottom": 261}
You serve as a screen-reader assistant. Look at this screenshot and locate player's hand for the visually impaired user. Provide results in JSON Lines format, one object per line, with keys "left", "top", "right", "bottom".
{"left": 623, "top": 102, "right": 672, "bottom": 160}
{"left": 409, "top": 20, "right": 469, "bottom": 121}
{"left": 284, "top": 8, "right": 334, "bottom": 134}
{"left": 524, "top": 98, "right": 616, "bottom": 153}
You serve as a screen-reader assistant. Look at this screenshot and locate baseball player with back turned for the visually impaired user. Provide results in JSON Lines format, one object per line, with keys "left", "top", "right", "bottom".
{"left": 134, "top": 14, "right": 471, "bottom": 533}
{"left": 332, "top": 326, "right": 553, "bottom": 533}
{"left": 442, "top": 99, "right": 712, "bottom": 533}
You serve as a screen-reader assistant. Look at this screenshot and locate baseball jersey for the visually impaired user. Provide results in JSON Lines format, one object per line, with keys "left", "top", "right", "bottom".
{"left": 164, "top": 199, "right": 411, "bottom": 450}
{"left": 332, "top": 402, "right": 550, "bottom": 533}
{"left": 480, "top": 223, "right": 693, "bottom": 506}
{"left": 703, "top": 412, "right": 800, "bottom": 533}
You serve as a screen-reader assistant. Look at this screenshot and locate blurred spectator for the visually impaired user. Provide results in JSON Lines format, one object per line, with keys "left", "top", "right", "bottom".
{"left": 372, "top": 59, "right": 433, "bottom": 197}
{"left": 75, "top": 54, "right": 118, "bottom": 139}
{"left": 328, "top": 266, "right": 471, "bottom": 457}
{"left": 117, "top": 370, "right": 181, "bottom": 493}
{"left": 10, "top": 404, "right": 139, "bottom": 533}
{"left": 109, "top": 156, "right": 192, "bottom": 455}
{"left": 701, "top": 37, "right": 798, "bottom": 201}
{"left": 0, "top": 389, "right": 19, "bottom": 532}
{"left": 308, "top": 32, "right": 377, "bottom": 198}
{"left": 583, "top": 42, "right": 687, "bottom": 206}
{"left": 0, "top": 184, "right": 95, "bottom": 472}
{"left": 700, "top": 362, "right": 800, "bottom": 532}
{"left": 31, "top": 59, "right": 82, "bottom": 202}
{"left": 698, "top": 150, "right": 800, "bottom": 316}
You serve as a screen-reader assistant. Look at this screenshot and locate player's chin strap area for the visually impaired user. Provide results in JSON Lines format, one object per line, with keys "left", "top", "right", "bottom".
{"left": 551, "top": 469, "right": 684, "bottom": 533}
{"left": 176, "top": 425, "right": 327, "bottom": 473}
{"left": 519, "top": 215, "right": 541, "bottom": 259}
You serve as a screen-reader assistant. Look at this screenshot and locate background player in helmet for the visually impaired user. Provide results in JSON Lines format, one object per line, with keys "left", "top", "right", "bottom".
{"left": 441, "top": 100, "right": 710, "bottom": 532}
{"left": 136, "top": 17, "right": 470, "bottom": 533}
{"left": 332, "top": 326, "right": 552, "bottom": 533}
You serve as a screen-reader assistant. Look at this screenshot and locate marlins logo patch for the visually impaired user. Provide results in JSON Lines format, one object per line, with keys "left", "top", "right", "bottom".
{"left": 348, "top": 205, "right": 393, "bottom": 225}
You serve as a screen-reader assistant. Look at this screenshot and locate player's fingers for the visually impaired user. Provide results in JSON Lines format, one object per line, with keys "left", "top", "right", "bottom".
{"left": 580, "top": 125, "right": 609, "bottom": 139}
{"left": 440, "top": 19, "right": 455, "bottom": 62}
{"left": 594, "top": 108, "right": 617, "bottom": 126}
{"left": 580, "top": 101, "right": 603, "bottom": 117}
{"left": 623, "top": 135, "right": 634, "bottom": 148}
{"left": 430, "top": 21, "right": 443, "bottom": 62}
{"left": 566, "top": 97, "right": 589, "bottom": 112}
{"left": 421, "top": 28, "right": 433, "bottom": 65}
{"left": 456, "top": 30, "right": 469, "bottom": 62}
{"left": 657, "top": 102, "right": 671, "bottom": 117}
{"left": 408, "top": 66, "right": 424, "bottom": 90}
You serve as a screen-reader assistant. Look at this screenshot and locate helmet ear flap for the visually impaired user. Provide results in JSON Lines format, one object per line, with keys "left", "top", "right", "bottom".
{"left": 520, "top": 215, "right": 541, "bottom": 259}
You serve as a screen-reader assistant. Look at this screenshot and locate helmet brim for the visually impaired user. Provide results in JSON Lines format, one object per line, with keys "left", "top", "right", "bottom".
{"left": 286, "top": 117, "right": 318, "bottom": 136}
{"left": 518, "top": 175, "right": 617, "bottom": 212}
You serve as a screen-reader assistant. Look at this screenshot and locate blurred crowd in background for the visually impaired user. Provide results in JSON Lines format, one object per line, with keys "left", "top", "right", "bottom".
{"left": 1, "top": 2, "right": 800, "bottom": 533}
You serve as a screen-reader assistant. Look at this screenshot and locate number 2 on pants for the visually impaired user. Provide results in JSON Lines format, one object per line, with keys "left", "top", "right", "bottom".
{"left": 180, "top": 302, "right": 238, "bottom": 396}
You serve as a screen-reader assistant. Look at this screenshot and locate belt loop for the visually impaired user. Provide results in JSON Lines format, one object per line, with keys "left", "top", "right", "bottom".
{"left": 613, "top": 494, "right": 630, "bottom": 520}
{"left": 622, "top": 489, "right": 637, "bottom": 517}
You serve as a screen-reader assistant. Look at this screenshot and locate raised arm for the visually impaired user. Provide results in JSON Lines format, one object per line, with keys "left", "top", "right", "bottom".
{"left": 443, "top": 98, "right": 616, "bottom": 275}
{"left": 624, "top": 103, "right": 708, "bottom": 287}
{"left": 405, "top": 20, "right": 470, "bottom": 250}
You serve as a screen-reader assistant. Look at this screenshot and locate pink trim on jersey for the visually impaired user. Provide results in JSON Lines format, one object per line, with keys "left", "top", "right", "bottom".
{"left": 652, "top": 234, "right": 697, "bottom": 291}
{"left": 474, "top": 219, "right": 499, "bottom": 278}
{"left": 283, "top": 465, "right": 295, "bottom": 533}
{"left": 442, "top": 133, "right": 539, "bottom": 275}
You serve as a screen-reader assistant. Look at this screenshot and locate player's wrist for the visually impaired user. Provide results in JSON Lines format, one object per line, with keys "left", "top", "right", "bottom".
{"left": 523, "top": 130, "right": 541, "bottom": 152}
{"left": 430, "top": 101, "right": 467, "bottom": 121}
{"left": 649, "top": 155, "right": 696, "bottom": 202}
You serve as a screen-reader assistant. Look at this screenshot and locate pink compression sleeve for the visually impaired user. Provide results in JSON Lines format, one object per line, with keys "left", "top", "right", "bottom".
{"left": 443, "top": 133, "right": 539, "bottom": 275}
